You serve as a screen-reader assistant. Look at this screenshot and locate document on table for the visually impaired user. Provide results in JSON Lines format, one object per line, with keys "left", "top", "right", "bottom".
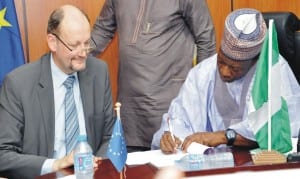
{"left": 126, "top": 149, "right": 186, "bottom": 167}
{"left": 126, "top": 142, "right": 210, "bottom": 168}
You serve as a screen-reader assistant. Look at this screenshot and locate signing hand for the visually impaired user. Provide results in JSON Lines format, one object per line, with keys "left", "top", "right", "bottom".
{"left": 160, "top": 131, "right": 182, "bottom": 154}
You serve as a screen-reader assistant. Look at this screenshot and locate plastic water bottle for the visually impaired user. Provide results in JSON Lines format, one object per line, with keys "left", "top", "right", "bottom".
{"left": 73, "top": 135, "right": 94, "bottom": 179}
{"left": 175, "top": 152, "right": 234, "bottom": 171}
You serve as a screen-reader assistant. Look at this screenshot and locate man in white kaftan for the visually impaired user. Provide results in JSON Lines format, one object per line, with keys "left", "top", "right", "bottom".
{"left": 151, "top": 8, "right": 300, "bottom": 153}
{"left": 151, "top": 54, "right": 300, "bottom": 150}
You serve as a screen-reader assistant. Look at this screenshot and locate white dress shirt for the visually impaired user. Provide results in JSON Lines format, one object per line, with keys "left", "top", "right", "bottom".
{"left": 41, "top": 54, "right": 87, "bottom": 175}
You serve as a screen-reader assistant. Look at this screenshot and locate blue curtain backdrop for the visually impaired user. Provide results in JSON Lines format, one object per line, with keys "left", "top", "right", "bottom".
{"left": 0, "top": 0, "right": 25, "bottom": 86}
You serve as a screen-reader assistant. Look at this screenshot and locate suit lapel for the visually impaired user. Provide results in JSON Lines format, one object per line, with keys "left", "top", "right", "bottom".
{"left": 78, "top": 68, "right": 94, "bottom": 148}
{"left": 37, "top": 54, "right": 55, "bottom": 156}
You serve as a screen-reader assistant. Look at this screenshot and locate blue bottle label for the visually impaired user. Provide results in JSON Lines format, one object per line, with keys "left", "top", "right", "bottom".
{"left": 74, "top": 153, "right": 93, "bottom": 171}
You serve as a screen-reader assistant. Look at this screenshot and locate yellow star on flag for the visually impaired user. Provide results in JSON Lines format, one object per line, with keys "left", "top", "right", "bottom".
{"left": 0, "top": 7, "right": 12, "bottom": 29}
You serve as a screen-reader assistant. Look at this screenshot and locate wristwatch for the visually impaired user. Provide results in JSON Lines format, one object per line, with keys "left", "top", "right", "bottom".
{"left": 225, "top": 129, "right": 236, "bottom": 146}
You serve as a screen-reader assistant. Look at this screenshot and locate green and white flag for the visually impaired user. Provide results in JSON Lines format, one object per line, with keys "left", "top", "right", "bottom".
{"left": 248, "top": 20, "right": 292, "bottom": 153}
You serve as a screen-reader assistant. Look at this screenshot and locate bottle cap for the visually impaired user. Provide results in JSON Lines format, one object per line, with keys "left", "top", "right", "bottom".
{"left": 77, "top": 135, "right": 87, "bottom": 142}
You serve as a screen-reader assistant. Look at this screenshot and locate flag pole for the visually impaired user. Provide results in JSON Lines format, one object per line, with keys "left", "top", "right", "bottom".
{"left": 192, "top": 45, "right": 197, "bottom": 66}
{"left": 115, "top": 102, "right": 121, "bottom": 119}
{"left": 267, "top": 20, "right": 273, "bottom": 151}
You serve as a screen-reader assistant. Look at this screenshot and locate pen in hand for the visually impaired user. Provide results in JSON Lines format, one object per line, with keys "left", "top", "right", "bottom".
{"left": 167, "top": 117, "right": 176, "bottom": 143}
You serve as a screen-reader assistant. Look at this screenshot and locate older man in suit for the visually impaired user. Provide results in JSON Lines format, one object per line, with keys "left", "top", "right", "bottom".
{"left": 0, "top": 5, "right": 115, "bottom": 179}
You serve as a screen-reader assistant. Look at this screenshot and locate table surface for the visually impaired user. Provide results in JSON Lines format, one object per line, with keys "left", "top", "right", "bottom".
{"left": 37, "top": 147, "right": 300, "bottom": 179}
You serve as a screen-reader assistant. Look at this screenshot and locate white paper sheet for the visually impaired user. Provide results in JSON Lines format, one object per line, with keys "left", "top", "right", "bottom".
{"left": 126, "top": 142, "right": 210, "bottom": 168}
{"left": 186, "top": 142, "right": 211, "bottom": 154}
{"left": 126, "top": 149, "right": 186, "bottom": 167}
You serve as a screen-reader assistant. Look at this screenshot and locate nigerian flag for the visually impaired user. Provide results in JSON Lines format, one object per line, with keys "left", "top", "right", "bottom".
{"left": 248, "top": 20, "right": 292, "bottom": 153}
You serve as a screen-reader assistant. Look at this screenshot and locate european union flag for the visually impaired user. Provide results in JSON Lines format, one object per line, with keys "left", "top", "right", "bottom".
{"left": 0, "top": 0, "right": 25, "bottom": 86}
{"left": 106, "top": 116, "right": 127, "bottom": 172}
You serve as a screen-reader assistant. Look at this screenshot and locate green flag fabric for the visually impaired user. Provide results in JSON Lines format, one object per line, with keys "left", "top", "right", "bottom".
{"left": 248, "top": 20, "right": 292, "bottom": 153}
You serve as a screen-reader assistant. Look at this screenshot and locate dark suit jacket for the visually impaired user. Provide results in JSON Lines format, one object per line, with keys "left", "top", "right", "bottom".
{"left": 0, "top": 53, "right": 115, "bottom": 178}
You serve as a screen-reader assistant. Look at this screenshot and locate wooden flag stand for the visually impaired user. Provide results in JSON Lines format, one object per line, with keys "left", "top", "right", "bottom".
{"left": 252, "top": 150, "right": 287, "bottom": 165}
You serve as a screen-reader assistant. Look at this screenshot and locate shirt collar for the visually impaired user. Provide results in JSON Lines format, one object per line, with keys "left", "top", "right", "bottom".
{"left": 50, "top": 54, "right": 78, "bottom": 88}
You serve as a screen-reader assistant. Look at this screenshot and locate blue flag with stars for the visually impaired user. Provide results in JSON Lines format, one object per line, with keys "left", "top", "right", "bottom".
{"left": 107, "top": 116, "right": 127, "bottom": 172}
{"left": 0, "top": 0, "right": 25, "bottom": 86}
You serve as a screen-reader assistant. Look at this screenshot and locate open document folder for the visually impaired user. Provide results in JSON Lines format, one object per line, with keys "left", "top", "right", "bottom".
{"left": 126, "top": 142, "right": 234, "bottom": 171}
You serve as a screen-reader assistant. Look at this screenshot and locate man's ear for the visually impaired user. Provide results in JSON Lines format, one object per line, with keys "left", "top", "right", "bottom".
{"left": 47, "top": 33, "right": 57, "bottom": 52}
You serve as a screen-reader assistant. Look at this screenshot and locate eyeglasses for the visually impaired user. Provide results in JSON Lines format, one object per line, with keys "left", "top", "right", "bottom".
{"left": 51, "top": 33, "right": 95, "bottom": 54}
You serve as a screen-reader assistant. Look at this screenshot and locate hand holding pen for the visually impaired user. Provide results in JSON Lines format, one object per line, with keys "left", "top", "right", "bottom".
{"left": 160, "top": 117, "right": 182, "bottom": 154}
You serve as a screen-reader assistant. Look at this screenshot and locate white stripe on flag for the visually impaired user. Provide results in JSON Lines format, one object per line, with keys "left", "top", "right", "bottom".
{"left": 271, "top": 62, "right": 281, "bottom": 114}
{"left": 248, "top": 99, "right": 268, "bottom": 134}
{"left": 248, "top": 61, "right": 282, "bottom": 134}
